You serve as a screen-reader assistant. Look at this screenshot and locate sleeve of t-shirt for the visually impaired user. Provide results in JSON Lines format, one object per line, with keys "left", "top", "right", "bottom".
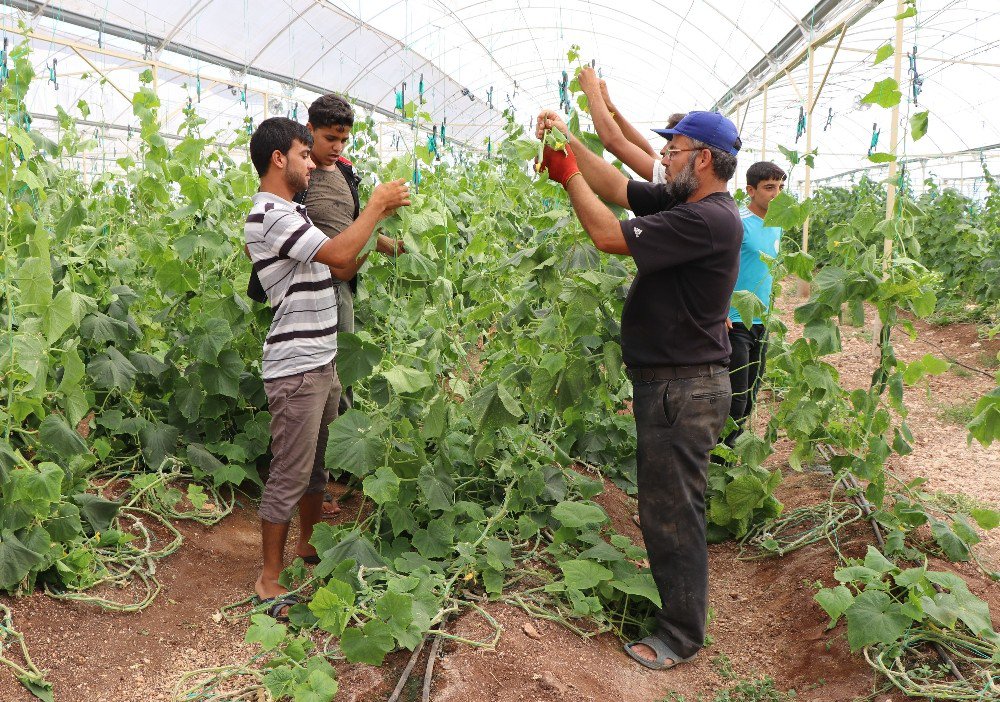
{"left": 261, "top": 209, "right": 329, "bottom": 263}
{"left": 626, "top": 180, "right": 677, "bottom": 216}
{"left": 621, "top": 205, "right": 715, "bottom": 275}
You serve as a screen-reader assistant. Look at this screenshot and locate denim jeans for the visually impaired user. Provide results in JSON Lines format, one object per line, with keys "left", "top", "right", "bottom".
{"left": 633, "top": 366, "right": 731, "bottom": 659}
{"left": 724, "top": 323, "right": 767, "bottom": 448}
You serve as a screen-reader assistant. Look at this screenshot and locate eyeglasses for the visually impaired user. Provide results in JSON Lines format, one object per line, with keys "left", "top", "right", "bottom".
{"left": 662, "top": 147, "right": 706, "bottom": 161}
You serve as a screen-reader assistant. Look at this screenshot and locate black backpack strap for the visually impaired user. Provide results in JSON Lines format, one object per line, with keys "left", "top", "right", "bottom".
{"left": 335, "top": 159, "right": 362, "bottom": 294}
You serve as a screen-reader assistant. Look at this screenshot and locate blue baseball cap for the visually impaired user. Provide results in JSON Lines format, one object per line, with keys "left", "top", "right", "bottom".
{"left": 652, "top": 111, "right": 742, "bottom": 155}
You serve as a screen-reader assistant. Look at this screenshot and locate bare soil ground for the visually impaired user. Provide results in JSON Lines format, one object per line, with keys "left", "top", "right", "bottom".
{"left": 2, "top": 289, "right": 998, "bottom": 702}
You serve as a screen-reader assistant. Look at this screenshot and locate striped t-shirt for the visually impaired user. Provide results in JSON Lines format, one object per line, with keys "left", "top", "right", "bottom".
{"left": 245, "top": 192, "right": 338, "bottom": 380}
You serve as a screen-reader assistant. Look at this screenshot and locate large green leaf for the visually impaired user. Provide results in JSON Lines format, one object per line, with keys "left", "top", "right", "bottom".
{"left": 309, "top": 579, "right": 356, "bottom": 635}
{"left": 38, "top": 414, "right": 88, "bottom": 458}
{"left": 551, "top": 501, "right": 607, "bottom": 529}
{"left": 71, "top": 493, "right": 121, "bottom": 534}
{"left": 340, "top": 621, "right": 394, "bottom": 666}
{"left": 45, "top": 288, "right": 94, "bottom": 344}
{"left": 362, "top": 466, "right": 400, "bottom": 505}
{"left": 559, "top": 559, "right": 613, "bottom": 590}
{"left": 13, "top": 257, "right": 52, "bottom": 312}
{"left": 861, "top": 78, "right": 902, "bottom": 108}
{"left": 139, "top": 421, "right": 180, "bottom": 470}
{"left": 324, "top": 410, "right": 384, "bottom": 476}
{"left": 188, "top": 318, "right": 233, "bottom": 363}
{"left": 382, "top": 366, "right": 433, "bottom": 394}
{"left": 844, "top": 590, "right": 910, "bottom": 651}
{"left": 814, "top": 585, "right": 854, "bottom": 629}
{"left": 335, "top": 333, "right": 383, "bottom": 387}
{"left": 88, "top": 347, "right": 138, "bottom": 391}
{"left": 0, "top": 529, "right": 45, "bottom": 591}
{"left": 464, "top": 381, "right": 523, "bottom": 432}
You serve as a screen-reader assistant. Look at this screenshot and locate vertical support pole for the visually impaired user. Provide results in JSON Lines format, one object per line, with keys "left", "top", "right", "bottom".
{"left": 731, "top": 105, "right": 741, "bottom": 191}
{"left": 798, "top": 43, "right": 815, "bottom": 297}
{"left": 876, "top": 0, "right": 907, "bottom": 347}
{"left": 761, "top": 85, "right": 768, "bottom": 161}
{"left": 263, "top": 91, "right": 270, "bottom": 119}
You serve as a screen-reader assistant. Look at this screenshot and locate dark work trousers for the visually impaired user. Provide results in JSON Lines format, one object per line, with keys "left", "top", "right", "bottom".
{"left": 633, "top": 367, "right": 731, "bottom": 659}
{"left": 724, "top": 323, "right": 768, "bottom": 449}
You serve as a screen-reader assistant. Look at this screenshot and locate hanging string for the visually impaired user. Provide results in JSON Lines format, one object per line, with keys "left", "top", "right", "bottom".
{"left": 487, "top": 86, "right": 493, "bottom": 110}
{"left": 418, "top": 73, "right": 425, "bottom": 104}
{"left": 441, "top": 118, "right": 447, "bottom": 147}
{"left": 795, "top": 104, "right": 806, "bottom": 142}
{"left": 196, "top": 72, "right": 202, "bottom": 102}
{"left": 824, "top": 107, "right": 833, "bottom": 131}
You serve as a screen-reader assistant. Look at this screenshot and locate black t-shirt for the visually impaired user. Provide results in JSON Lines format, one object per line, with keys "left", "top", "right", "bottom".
{"left": 619, "top": 181, "right": 742, "bottom": 368}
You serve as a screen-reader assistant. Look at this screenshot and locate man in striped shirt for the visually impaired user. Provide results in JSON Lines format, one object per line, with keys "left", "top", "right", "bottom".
{"left": 246, "top": 117, "right": 410, "bottom": 616}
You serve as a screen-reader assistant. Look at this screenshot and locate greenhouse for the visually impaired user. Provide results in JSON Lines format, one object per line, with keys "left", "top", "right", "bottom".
{"left": 1, "top": 1, "right": 998, "bottom": 700}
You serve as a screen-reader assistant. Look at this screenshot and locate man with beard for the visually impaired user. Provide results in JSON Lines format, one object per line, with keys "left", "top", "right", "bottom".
{"left": 536, "top": 109, "right": 742, "bottom": 671}
{"left": 245, "top": 117, "right": 409, "bottom": 617}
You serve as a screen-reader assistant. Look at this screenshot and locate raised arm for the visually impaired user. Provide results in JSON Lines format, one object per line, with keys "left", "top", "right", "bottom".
{"left": 537, "top": 143, "right": 629, "bottom": 256}
{"left": 536, "top": 110, "right": 629, "bottom": 209}
{"left": 312, "top": 179, "right": 410, "bottom": 279}
{"left": 578, "top": 68, "right": 658, "bottom": 182}
{"left": 599, "top": 76, "right": 658, "bottom": 157}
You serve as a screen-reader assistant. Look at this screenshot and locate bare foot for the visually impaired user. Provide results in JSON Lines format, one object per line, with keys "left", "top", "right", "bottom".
{"left": 255, "top": 574, "right": 288, "bottom": 601}
{"left": 255, "top": 575, "right": 293, "bottom": 618}
{"left": 630, "top": 642, "right": 675, "bottom": 666}
{"left": 322, "top": 499, "right": 341, "bottom": 516}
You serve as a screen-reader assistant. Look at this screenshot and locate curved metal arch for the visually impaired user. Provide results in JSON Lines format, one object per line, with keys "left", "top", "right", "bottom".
{"left": 396, "top": 0, "right": 756, "bottom": 96}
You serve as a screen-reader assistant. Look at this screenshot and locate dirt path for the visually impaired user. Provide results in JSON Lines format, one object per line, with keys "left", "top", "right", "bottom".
{"left": 2, "top": 290, "right": 998, "bottom": 702}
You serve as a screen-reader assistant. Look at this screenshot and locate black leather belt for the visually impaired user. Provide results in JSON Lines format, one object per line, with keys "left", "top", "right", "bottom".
{"left": 626, "top": 364, "right": 728, "bottom": 382}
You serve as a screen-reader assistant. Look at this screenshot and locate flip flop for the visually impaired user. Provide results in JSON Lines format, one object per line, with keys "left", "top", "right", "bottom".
{"left": 623, "top": 636, "right": 695, "bottom": 671}
{"left": 632, "top": 513, "right": 641, "bottom": 528}
{"left": 255, "top": 593, "right": 303, "bottom": 622}
{"left": 300, "top": 554, "right": 321, "bottom": 565}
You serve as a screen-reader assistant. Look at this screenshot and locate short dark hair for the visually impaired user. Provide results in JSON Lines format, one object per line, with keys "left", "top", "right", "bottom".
{"left": 308, "top": 93, "right": 354, "bottom": 129}
{"left": 746, "top": 161, "right": 787, "bottom": 187}
{"left": 249, "top": 117, "right": 313, "bottom": 178}
{"left": 690, "top": 139, "right": 738, "bottom": 182}
{"left": 665, "top": 112, "right": 686, "bottom": 130}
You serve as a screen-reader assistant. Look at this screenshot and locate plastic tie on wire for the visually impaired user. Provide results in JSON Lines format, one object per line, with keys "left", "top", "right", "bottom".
{"left": 395, "top": 82, "right": 406, "bottom": 113}
{"left": 419, "top": 73, "right": 425, "bottom": 104}
{"left": 428, "top": 125, "right": 438, "bottom": 156}
{"left": 46, "top": 58, "right": 58, "bottom": 91}
{"left": 824, "top": 107, "right": 833, "bottom": 132}
{"left": 907, "top": 45, "right": 923, "bottom": 105}
{"left": 1, "top": 37, "right": 8, "bottom": 85}
{"left": 558, "top": 70, "right": 570, "bottom": 115}
{"left": 868, "top": 122, "right": 880, "bottom": 156}
{"left": 487, "top": 136, "right": 492, "bottom": 159}
{"left": 441, "top": 118, "right": 447, "bottom": 147}
{"left": 196, "top": 73, "right": 202, "bottom": 102}
{"left": 487, "top": 86, "right": 494, "bottom": 110}
{"left": 795, "top": 105, "right": 806, "bottom": 142}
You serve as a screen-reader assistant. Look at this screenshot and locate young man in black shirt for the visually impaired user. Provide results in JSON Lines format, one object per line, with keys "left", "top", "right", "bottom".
{"left": 536, "top": 109, "right": 742, "bottom": 671}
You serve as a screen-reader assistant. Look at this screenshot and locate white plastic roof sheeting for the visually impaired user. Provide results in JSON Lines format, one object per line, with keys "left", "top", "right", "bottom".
{"left": 2, "top": 0, "right": 999, "bottom": 189}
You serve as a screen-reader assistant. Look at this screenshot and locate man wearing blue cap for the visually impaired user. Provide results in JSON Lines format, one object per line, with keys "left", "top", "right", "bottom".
{"left": 536, "top": 107, "right": 742, "bottom": 671}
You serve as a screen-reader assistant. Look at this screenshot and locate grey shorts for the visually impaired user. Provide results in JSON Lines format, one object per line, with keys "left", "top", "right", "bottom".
{"left": 259, "top": 361, "right": 342, "bottom": 524}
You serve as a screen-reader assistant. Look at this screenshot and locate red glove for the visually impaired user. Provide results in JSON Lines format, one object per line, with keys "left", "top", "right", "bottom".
{"left": 540, "top": 144, "right": 581, "bottom": 187}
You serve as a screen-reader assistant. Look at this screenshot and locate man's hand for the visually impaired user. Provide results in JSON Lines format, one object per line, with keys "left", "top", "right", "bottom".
{"left": 536, "top": 109, "right": 569, "bottom": 140}
{"left": 578, "top": 66, "right": 601, "bottom": 97}
{"left": 599, "top": 79, "right": 614, "bottom": 111}
{"left": 368, "top": 179, "right": 411, "bottom": 219}
{"left": 376, "top": 234, "right": 405, "bottom": 256}
{"left": 725, "top": 318, "right": 734, "bottom": 330}
{"left": 540, "top": 144, "right": 581, "bottom": 187}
